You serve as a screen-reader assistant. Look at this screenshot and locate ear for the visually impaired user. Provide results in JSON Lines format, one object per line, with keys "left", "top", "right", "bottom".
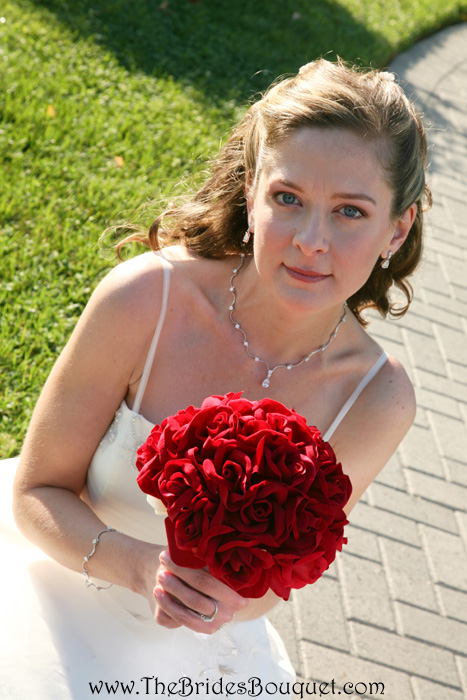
{"left": 383, "top": 203, "right": 417, "bottom": 256}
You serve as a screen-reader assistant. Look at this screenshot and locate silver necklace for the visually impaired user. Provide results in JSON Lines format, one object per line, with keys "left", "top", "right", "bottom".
{"left": 228, "top": 254, "right": 348, "bottom": 388}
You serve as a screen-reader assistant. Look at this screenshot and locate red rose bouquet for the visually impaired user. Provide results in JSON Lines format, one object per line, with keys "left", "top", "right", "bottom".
{"left": 136, "top": 392, "right": 351, "bottom": 601}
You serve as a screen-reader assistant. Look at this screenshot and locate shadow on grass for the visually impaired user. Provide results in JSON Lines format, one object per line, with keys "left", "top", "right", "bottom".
{"left": 32, "top": 0, "right": 392, "bottom": 102}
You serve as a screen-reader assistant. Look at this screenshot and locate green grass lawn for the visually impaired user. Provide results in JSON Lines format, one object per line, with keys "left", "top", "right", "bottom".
{"left": 1, "top": 0, "right": 466, "bottom": 456}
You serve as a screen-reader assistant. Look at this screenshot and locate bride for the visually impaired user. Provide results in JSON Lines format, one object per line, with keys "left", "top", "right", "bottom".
{"left": 0, "top": 59, "right": 430, "bottom": 699}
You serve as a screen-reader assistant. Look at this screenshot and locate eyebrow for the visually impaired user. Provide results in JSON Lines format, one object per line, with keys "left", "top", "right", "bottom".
{"left": 332, "top": 192, "right": 377, "bottom": 205}
{"left": 273, "top": 179, "right": 377, "bottom": 206}
{"left": 275, "top": 179, "right": 305, "bottom": 193}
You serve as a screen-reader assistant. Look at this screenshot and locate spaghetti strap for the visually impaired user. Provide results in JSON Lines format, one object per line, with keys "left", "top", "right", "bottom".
{"left": 132, "top": 252, "right": 171, "bottom": 415}
{"left": 322, "top": 351, "right": 388, "bottom": 443}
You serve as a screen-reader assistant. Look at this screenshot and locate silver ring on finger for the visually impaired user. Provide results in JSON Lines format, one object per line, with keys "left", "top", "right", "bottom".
{"left": 200, "top": 598, "right": 218, "bottom": 623}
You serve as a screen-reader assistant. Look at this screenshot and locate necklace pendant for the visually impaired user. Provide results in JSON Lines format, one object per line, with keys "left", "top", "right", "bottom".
{"left": 262, "top": 378, "right": 270, "bottom": 389}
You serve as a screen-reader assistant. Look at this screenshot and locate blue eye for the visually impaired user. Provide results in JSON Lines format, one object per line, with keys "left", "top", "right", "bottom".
{"left": 340, "top": 206, "right": 362, "bottom": 218}
{"left": 276, "top": 192, "right": 299, "bottom": 205}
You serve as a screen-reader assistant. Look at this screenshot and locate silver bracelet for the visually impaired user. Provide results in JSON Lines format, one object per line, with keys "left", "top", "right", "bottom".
{"left": 82, "top": 526, "right": 120, "bottom": 591}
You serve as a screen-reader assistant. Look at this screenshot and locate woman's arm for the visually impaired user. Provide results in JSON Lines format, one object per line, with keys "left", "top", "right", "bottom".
{"left": 12, "top": 253, "right": 170, "bottom": 596}
{"left": 332, "top": 355, "right": 417, "bottom": 516}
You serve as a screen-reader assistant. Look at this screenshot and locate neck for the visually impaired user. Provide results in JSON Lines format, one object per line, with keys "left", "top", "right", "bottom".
{"left": 228, "top": 255, "right": 348, "bottom": 377}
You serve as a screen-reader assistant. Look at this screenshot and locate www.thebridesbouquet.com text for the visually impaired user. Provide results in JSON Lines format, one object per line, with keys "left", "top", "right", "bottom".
{"left": 88, "top": 676, "right": 385, "bottom": 697}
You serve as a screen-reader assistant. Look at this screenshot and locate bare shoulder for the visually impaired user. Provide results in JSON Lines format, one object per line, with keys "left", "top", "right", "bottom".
{"left": 90, "top": 251, "right": 167, "bottom": 319}
{"left": 90, "top": 245, "right": 233, "bottom": 330}
{"left": 374, "top": 353, "right": 416, "bottom": 422}
{"left": 157, "top": 245, "right": 236, "bottom": 294}
{"left": 331, "top": 351, "right": 416, "bottom": 515}
{"left": 78, "top": 246, "right": 230, "bottom": 374}
{"left": 32, "top": 250, "right": 171, "bottom": 406}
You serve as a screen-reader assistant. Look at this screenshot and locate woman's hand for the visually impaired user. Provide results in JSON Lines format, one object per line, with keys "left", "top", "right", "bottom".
{"left": 153, "top": 550, "right": 248, "bottom": 634}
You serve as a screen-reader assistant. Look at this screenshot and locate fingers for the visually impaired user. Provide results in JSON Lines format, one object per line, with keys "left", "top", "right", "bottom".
{"left": 158, "top": 570, "right": 223, "bottom": 618}
{"left": 153, "top": 598, "right": 182, "bottom": 629}
{"left": 154, "top": 575, "right": 226, "bottom": 635}
{"left": 153, "top": 551, "right": 248, "bottom": 635}
{"left": 159, "top": 550, "right": 248, "bottom": 613}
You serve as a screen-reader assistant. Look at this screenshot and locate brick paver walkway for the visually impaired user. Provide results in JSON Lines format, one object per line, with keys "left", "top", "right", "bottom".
{"left": 267, "top": 23, "right": 467, "bottom": 700}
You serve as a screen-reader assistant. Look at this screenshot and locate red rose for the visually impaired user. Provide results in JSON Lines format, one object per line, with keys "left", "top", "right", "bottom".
{"left": 136, "top": 392, "right": 351, "bottom": 600}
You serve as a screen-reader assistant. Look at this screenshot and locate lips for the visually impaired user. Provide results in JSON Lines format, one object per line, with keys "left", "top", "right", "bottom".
{"left": 284, "top": 264, "right": 331, "bottom": 283}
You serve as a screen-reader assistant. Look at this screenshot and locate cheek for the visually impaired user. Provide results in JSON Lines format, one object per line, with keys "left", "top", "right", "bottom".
{"left": 254, "top": 211, "right": 289, "bottom": 249}
{"left": 255, "top": 205, "right": 278, "bottom": 229}
{"left": 334, "top": 234, "right": 380, "bottom": 279}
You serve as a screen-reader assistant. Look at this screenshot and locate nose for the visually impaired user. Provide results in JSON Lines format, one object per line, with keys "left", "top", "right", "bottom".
{"left": 292, "top": 211, "right": 329, "bottom": 256}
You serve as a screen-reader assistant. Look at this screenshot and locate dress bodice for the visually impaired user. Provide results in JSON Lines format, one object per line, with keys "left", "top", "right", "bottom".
{"left": 83, "top": 399, "right": 167, "bottom": 547}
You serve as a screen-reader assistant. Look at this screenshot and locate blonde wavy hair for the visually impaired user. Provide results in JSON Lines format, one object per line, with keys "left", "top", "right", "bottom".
{"left": 118, "top": 58, "right": 431, "bottom": 325}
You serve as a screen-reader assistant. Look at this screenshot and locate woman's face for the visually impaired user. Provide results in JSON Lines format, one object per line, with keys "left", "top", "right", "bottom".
{"left": 247, "top": 127, "right": 415, "bottom": 315}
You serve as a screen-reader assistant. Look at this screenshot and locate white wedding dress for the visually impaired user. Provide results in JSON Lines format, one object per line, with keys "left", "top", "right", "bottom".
{"left": 0, "top": 411, "right": 295, "bottom": 700}
{"left": 0, "top": 253, "right": 388, "bottom": 700}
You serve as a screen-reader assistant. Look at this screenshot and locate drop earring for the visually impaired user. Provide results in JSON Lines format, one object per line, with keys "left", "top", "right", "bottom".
{"left": 381, "top": 251, "right": 393, "bottom": 269}
{"left": 242, "top": 228, "right": 252, "bottom": 245}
